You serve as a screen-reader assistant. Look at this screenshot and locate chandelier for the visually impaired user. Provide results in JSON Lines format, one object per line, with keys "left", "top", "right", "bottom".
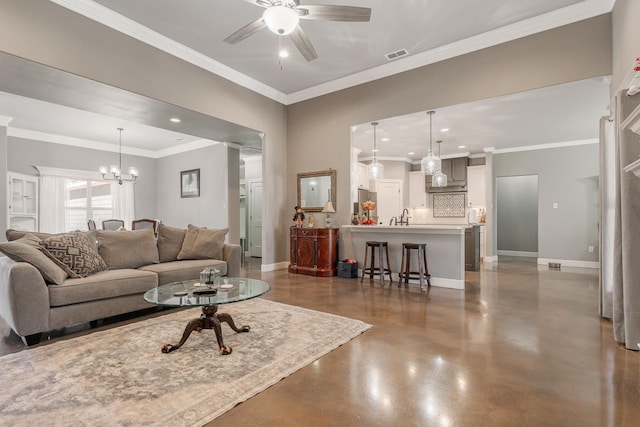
{"left": 100, "top": 128, "right": 138, "bottom": 185}
{"left": 367, "top": 122, "right": 384, "bottom": 179}
{"left": 420, "top": 111, "right": 441, "bottom": 175}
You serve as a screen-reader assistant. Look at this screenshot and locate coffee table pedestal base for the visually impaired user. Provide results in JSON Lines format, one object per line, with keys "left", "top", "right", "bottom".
{"left": 161, "top": 305, "right": 250, "bottom": 355}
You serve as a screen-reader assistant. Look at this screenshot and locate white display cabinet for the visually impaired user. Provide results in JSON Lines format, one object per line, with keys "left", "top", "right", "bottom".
{"left": 7, "top": 172, "right": 39, "bottom": 232}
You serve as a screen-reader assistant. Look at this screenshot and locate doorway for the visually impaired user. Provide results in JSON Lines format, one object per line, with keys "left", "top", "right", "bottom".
{"left": 248, "top": 178, "right": 262, "bottom": 258}
{"left": 496, "top": 175, "right": 539, "bottom": 257}
{"left": 376, "top": 179, "right": 403, "bottom": 225}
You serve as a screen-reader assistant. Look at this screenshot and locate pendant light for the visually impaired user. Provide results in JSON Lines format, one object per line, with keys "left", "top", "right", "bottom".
{"left": 99, "top": 128, "right": 138, "bottom": 185}
{"left": 367, "top": 122, "right": 384, "bottom": 179}
{"left": 420, "top": 111, "right": 440, "bottom": 175}
{"left": 432, "top": 140, "right": 448, "bottom": 187}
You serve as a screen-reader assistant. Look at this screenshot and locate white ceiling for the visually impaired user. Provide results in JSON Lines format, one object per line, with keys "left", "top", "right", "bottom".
{"left": 0, "top": 0, "right": 614, "bottom": 157}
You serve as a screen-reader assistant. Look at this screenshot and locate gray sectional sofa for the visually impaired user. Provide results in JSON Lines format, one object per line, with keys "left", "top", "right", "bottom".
{"left": 0, "top": 224, "right": 241, "bottom": 345}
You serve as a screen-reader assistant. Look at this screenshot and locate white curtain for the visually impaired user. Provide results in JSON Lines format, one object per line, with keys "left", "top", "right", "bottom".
{"left": 111, "top": 181, "right": 135, "bottom": 229}
{"left": 39, "top": 175, "right": 68, "bottom": 233}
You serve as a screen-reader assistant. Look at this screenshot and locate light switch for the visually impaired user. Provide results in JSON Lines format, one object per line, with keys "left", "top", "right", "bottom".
{"left": 552, "top": 202, "right": 558, "bottom": 209}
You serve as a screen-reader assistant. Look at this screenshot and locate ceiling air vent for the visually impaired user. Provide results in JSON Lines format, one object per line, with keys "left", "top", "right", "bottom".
{"left": 385, "top": 49, "right": 409, "bottom": 61}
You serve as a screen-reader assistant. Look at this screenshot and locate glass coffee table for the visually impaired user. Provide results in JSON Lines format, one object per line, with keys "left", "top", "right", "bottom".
{"left": 144, "top": 277, "right": 271, "bottom": 355}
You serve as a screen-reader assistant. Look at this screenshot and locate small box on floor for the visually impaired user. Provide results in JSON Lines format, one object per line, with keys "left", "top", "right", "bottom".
{"left": 338, "top": 261, "right": 358, "bottom": 278}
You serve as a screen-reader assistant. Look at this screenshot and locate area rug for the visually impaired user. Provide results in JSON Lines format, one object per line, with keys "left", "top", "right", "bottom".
{"left": 0, "top": 299, "right": 372, "bottom": 426}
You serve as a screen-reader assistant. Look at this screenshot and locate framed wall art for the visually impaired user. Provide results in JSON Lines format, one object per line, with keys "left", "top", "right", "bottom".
{"left": 180, "top": 169, "right": 200, "bottom": 198}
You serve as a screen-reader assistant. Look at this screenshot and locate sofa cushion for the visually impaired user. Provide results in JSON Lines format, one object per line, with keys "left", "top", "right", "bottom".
{"left": 6, "top": 229, "right": 55, "bottom": 242}
{"left": 97, "top": 228, "right": 159, "bottom": 269}
{"left": 39, "top": 232, "right": 107, "bottom": 278}
{"left": 139, "top": 259, "right": 227, "bottom": 286}
{"left": 0, "top": 234, "right": 69, "bottom": 285}
{"left": 176, "top": 224, "right": 228, "bottom": 261}
{"left": 156, "top": 223, "right": 186, "bottom": 263}
{"left": 48, "top": 268, "right": 158, "bottom": 307}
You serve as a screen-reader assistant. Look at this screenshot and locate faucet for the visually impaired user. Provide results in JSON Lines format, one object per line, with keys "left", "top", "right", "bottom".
{"left": 389, "top": 216, "right": 397, "bottom": 225}
{"left": 399, "top": 208, "right": 410, "bottom": 226}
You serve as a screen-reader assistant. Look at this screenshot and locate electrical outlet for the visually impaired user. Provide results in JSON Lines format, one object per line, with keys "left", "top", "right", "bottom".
{"left": 588, "top": 246, "right": 594, "bottom": 253}
{"left": 553, "top": 202, "right": 558, "bottom": 209}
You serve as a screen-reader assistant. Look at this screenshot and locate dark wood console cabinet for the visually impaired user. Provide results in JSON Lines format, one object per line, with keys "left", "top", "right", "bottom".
{"left": 289, "top": 227, "right": 339, "bottom": 277}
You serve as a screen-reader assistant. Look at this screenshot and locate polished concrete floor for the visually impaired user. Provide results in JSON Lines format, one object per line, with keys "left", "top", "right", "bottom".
{"left": 1, "top": 257, "right": 639, "bottom": 426}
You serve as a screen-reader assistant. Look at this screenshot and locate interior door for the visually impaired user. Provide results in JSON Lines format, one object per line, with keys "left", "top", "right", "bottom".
{"left": 376, "top": 179, "right": 402, "bottom": 225}
{"left": 248, "top": 179, "right": 262, "bottom": 258}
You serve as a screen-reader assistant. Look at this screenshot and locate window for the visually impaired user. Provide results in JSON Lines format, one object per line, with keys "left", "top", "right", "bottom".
{"left": 65, "top": 180, "right": 113, "bottom": 231}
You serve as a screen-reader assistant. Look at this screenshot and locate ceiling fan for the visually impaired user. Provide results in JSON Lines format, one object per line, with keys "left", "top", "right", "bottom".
{"left": 224, "top": 0, "right": 372, "bottom": 61}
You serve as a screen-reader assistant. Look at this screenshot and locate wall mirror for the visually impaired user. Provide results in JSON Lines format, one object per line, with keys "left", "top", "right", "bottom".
{"left": 297, "top": 169, "right": 336, "bottom": 212}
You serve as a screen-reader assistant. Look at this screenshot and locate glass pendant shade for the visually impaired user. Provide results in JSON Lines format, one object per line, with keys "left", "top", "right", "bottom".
{"left": 263, "top": 6, "right": 299, "bottom": 35}
{"left": 431, "top": 139, "right": 447, "bottom": 187}
{"left": 420, "top": 151, "right": 440, "bottom": 175}
{"left": 432, "top": 169, "right": 447, "bottom": 187}
{"left": 367, "top": 161, "right": 384, "bottom": 179}
{"left": 368, "top": 121, "right": 384, "bottom": 179}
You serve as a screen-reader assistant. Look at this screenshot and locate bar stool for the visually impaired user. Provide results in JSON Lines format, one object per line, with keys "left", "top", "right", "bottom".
{"left": 398, "top": 243, "right": 431, "bottom": 291}
{"left": 361, "top": 241, "right": 393, "bottom": 285}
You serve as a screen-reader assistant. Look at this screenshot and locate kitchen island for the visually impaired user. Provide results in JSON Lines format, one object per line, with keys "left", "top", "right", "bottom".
{"left": 341, "top": 225, "right": 473, "bottom": 290}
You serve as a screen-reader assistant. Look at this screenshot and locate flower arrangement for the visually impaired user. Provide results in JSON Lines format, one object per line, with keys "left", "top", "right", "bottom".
{"left": 635, "top": 57, "right": 640, "bottom": 72}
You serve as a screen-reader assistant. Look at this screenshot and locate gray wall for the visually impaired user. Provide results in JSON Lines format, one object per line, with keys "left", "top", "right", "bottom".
{"left": 493, "top": 144, "right": 599, "bottom": 262}
{"left": 156, "top": 144, "right": 230, "bottom": 230}
{"left": 496, "top": 175, "right": 538, "bottom": 253}
{"left": 7, "top": 137, "right": 157, "bottom": 220}
{"left": 287, "top": 16, "right": 612, "bottom": 263}
{"left": 0, "top": 126, "right": 7, "bottom": 240}
{"left": 0, "top": 0, "right": 287, "bottom": 265}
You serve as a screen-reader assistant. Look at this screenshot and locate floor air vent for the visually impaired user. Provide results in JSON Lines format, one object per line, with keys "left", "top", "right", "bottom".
{"left": 385, "top": 49, "right": 409, "bottom": 61}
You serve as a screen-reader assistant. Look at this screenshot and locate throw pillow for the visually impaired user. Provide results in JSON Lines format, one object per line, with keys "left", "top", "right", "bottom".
{"left": 39, "top": 232, "right": 107, "bottom": 278}
{"left": 0, "top": 234, "right": 69, "bottom": 285}
{"left": 97, "top": 228, "right": 160, "bottom": 269}
{"left": 156, "top": 223, "right": 187, "bottom": 263}
{"left": 6, "top": 229, "right": 54, "bottom": 242}
{"left": 176, "top": 224, "right": 228, "bottom": 261}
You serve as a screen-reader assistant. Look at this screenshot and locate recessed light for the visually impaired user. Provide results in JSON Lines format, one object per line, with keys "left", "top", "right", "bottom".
{"left": 408, "top": 152, "right": 415, "bottom": 155}
{"left": 175, "top": 137, "right": 183, "bottom": 141}
{"left": 381, "top": 138, "right": 390, "bottom": 142}
{"left": 372, "top": 149, "right": 379, "bottom": 153}
{"left": 458, "top": 145, "right": 466, "bottom": 149}
{"left": 170, "top": 117, "right": 181, "bottom": 123}
{"left": 441, "top": 128, "right": 449, "bottom": 132}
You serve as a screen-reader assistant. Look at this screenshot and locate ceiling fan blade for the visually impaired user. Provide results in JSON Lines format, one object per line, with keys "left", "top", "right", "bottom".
{"left": 290, "top": 25, "right": 318, "bottom": 62}
{"left": 297, "top": 5, "right": 371, "bottom": 22}
{"left": 239, "top": 0, "right": 272, "bottom": 8}
{"left": 223, "top": 17, "right": 267, "bottom": 44}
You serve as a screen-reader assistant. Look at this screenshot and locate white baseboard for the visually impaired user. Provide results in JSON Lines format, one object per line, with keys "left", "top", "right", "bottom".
{"left": 484, "top": 255, "right": 498, "bottom": 263}
{"left": 497, "top": 250, "right": 539, "bottom": 257}
{"left": 261, "top": 261, "right": 289, "bottom": 272}
{"left": 537, "top": 258, "right": 600, "bottom": 269}
{"left": 393, "top": 276, "right": 464, "bottom": 290}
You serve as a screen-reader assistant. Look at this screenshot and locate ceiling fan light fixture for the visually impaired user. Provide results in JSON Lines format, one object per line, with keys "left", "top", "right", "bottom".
{"left": 263, "top": 6, "right": 299, "bottom": 36}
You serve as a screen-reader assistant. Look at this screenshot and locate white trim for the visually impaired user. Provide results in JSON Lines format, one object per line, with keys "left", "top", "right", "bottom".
{"left": 399, "top": 276, "right": 464, "bottom": 290}
{"left": 33, "top": 165, "right": 104, "bottom": 181}
{"left": 492, "top": 139, "right": 598, "bottom": 154}
{"left": 484, "top": 255, "right": 498, "bottom": 263}
{"left": 498, "top": 250, "right": 539, "bottom": 257}
{"left": 261, "top": 261, "right": 289, "bottom": 272}
{"left": 537, "top": 258, "right": 600, "bottom": 269}
{"left": 8, "top": 127, "right": 222, "bottom": 159}
{"left": 0, "top": 115, "right": 13, "bottom": 126}
{"left": 51, "top": 0, "right": 614, "bottom": 106}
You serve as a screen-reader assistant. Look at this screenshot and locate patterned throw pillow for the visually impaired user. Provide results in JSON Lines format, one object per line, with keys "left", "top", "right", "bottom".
{"left": 39, "top": 232, "right": 107, "bottom": 278}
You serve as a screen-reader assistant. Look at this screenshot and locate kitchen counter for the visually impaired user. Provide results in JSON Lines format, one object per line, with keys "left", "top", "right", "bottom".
{"left": 342, "top": 224, "right": 474, "bottom": 289}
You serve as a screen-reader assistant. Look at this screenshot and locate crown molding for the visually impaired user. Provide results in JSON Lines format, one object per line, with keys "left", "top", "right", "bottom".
{"left": 8, "top": 127, "right": 223, "bottom": 158}
{"left": 491, "top": 139, "right": 598, "bottom": 154}
{"left": 50, "top": 0, "right": 614, "bottom": 106}
{"left": 49, "top": 0, "right": 288, "bottom": 104}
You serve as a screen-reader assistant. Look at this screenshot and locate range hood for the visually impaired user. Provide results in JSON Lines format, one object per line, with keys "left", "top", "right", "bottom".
{"left": 425, "top": 157, "right": 468, "bottom": 192}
